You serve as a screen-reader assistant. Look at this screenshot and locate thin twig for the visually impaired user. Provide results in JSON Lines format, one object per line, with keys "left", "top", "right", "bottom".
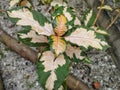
{"left": 106, "top": 10, "right": 120, "bottom": 30}
{"left": 93, "top": 0, "right": 104, "bottom": 25}
{"left": 0, "top": 9, "right": 6, "bottom": 13}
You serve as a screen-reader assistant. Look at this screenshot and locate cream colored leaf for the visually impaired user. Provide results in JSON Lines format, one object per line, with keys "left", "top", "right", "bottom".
{"left": 51, "top": 0, "right": 67, "bottom": 7}
{"left": 50, "top": 36, "right": 66, "bottom": 56}
{"left": 74, "top": 17, "right": 81, "bottom": 26}
{"left": 7, "top": 8, "right": 54, "bottom": 36}
{"left": 19, "top": 30, "right": 48, "bottom": 43}
{"left": 84, "top": 10, "right": 93, "bottom": 26}
{"left": 66, "top": 44, "right": 84, "bottom": 60}
{"left": 91, "top": 26, "right": 108, "bottom": 35}
{"left": 65, "top": 27, "right": 107, "bottom": 49}
{"left": 63, "top": 7, "right": 73, "bottom": 21}
{"left": 9, "top": 0, "right": 20, "bottom": 8}
{"left": 98, "top": 5, "right": 113, "bottom": 11}
{"left": 40, "top": 51, "right": 66, "bottom": 90}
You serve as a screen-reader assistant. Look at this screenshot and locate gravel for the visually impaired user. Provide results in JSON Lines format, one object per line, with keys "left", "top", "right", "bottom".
{"left": 0, "top": 0, "right": 120, "bottom": 90}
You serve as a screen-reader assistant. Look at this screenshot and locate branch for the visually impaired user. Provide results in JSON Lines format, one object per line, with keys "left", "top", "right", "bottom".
{"left": 106, "top": 10, "right": 120, "bottom": 30}
{"left": 0, "top": 29, "right": 38, "bottom": 63}
{"left": 0, "top": 28, "right": 91, "bottom": 90}
{"left": 93, "top": 0, "right": 104, "bottom": 25}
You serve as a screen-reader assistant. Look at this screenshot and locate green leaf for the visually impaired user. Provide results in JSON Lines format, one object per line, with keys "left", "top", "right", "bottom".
{"left": 37, "top": 51, "right": 69, "bottom": 90}
{"left": 83, "top": 9, "right": 95, "bottom": 27}
{"left": 18, "top": 26, "right": 48, "bottom": 47}
{"left": 64, "top": 27, "right": 108, "bottom": 50}
{"left": 7, "top": 8, "right": 54, "bottom": 36}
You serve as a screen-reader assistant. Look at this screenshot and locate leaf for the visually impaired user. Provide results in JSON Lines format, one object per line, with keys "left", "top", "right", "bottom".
{"left": 83, "top": 9, "right": 95, "bottom": 27}
{"left": 65, "top": 27, "right": 108, "bottom": 50}
{"left": 51, "top": 0, "right": 67, "bottom": 7}
{"left": 41, "top": 0, "right": 53, "bottom": 4}
{"left": 9, "top": 0, "right": 20, "bottom": 8}
{"left": 54, "top": 14, "right": 67, "bottom": 36}
{"left": 98, "top": 5, "right": 113, "bottom": 11}
{"left": 74, "top": 17, "right": 81, "bottom": 26}
{"left": 65, "top": 44, "right": 84, "bottom": 60}
{"left": 17, "top": 27, "right": 47, "bottom": 47}
{"left": 63, "top": 7, "right": 73, "bottom": 21}
{"left": 52, "top": 6, "right": 81, "bottom": 29}
{"left": 7, "top": 8, "right": 54, "bottom": 36}
{"left": 49, "top": 36, "right": 66, "bottom": 56}
{"left": 19, "top": 30, "right": 48, "bottom": 43}
{"left": 18, "top": 0, "right": 31, "bottom": 8}
{"left": 37, "top": 51, "right": 69, "bottom": 90}
{"left": 91, "top": 26, "right": 108, "bottom": 35}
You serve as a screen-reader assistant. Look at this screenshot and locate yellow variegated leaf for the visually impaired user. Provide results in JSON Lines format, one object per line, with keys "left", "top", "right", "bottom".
{"left": 19, "top": 30, "right": 48, "bottom": 43}
{"left": 98, "top": 5, "right": 113, "bottom": 11}
{"left": 40, "top": 51, "right": 66, "bottom": 90}
{"left": 84, "top": 10, "right": 93, "bottom": 26}
{"left": 74, "top": 17, "right": 81, "bottom": 26}
{"left": 55, "top": 14, "right": 67, "bottom": 36}
{"left": 63, "top": 7, "right": 73, "bottom": 21}
{"left": 51, "top": 0, "right": 67, "bottom": 7}
{"left": 66, "top": 44, "right": 84, "bottom": 60}
{"left": 65, "top": 27, "right": 108, "bottom": 49}
{"left": 91, "top": 26, "right": 108, "bottom": 35}
{"left": 7, "top": 8, "right": 54, "bottom": 36}
{"left": 9, "top": 0, "right": 20, "bottom": 8}
{"left": 50, "top": 36, "right": 66, "bottom": 56}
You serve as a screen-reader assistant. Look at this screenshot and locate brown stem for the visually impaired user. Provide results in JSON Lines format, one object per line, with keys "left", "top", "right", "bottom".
{"left": 0, "top": 29, "right": 91, "bottom": 90}
{"left": 0, "top": 29, "right": 38, "bottom": 63}
{"left": 0, "top": 74, "right": 4, "bottom": 90}
{"left": 106, "top": 11, "right": 120, "bottom": 30}
{"left": 93, "top": 0, "right": 104, "bottom": 25}
{"left": 66, "top": 74, "right": 90, "bottom": 90}
{"left": 0, "top": 9, "right": 6, "bottom": 13}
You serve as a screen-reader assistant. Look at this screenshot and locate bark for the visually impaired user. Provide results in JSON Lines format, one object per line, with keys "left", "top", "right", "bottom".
{"left": 0, "top": 28, "right": 91, "bottom": 90}
{"left": 0, "top": 29, "right": 38, "bottom": 63}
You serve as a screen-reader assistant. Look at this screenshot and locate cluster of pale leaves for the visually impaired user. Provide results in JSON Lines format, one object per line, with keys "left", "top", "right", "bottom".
{"left": 8, "top": 0, "right": 109, "bottom": 90}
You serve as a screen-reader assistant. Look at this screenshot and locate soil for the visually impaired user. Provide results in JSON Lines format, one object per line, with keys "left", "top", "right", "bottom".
{"left": 0, "top": 0, "right": 120, "bottom": 90}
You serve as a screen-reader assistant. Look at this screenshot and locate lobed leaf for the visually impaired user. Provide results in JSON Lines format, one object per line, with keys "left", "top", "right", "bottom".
{"left": 83, "top": 9, "right": 95, "bottom": 27}
{"left": 65, "top": 27, "right": 108, "bottom": 50}
{"left": 52, "top": 6, "right": 81, "bottom": 29}
{"left": 65, "top": 44, "right": 84, "bottom": 60}
{"left": 37, "top": 51, "right": 69, "bottom": 90}
{"left": 19, "top": 30, "right": 48, "bottom": 43}
{"left": 91, "top": 26, "right": 109, "bottom": 35}
{"left": 49, "top": 36, "right": 66, "bottom": 56}
{"left": 51, "top": 0, "right": 67, "bottom": 7}
{"left": 7, "top": 8, "right": 54, "bottom": 36}
{"left": 9, "top": 0, "right": 20, "bottom": 8}
{"left": 54, "top": 14, "right": 67, "bottom": 36}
